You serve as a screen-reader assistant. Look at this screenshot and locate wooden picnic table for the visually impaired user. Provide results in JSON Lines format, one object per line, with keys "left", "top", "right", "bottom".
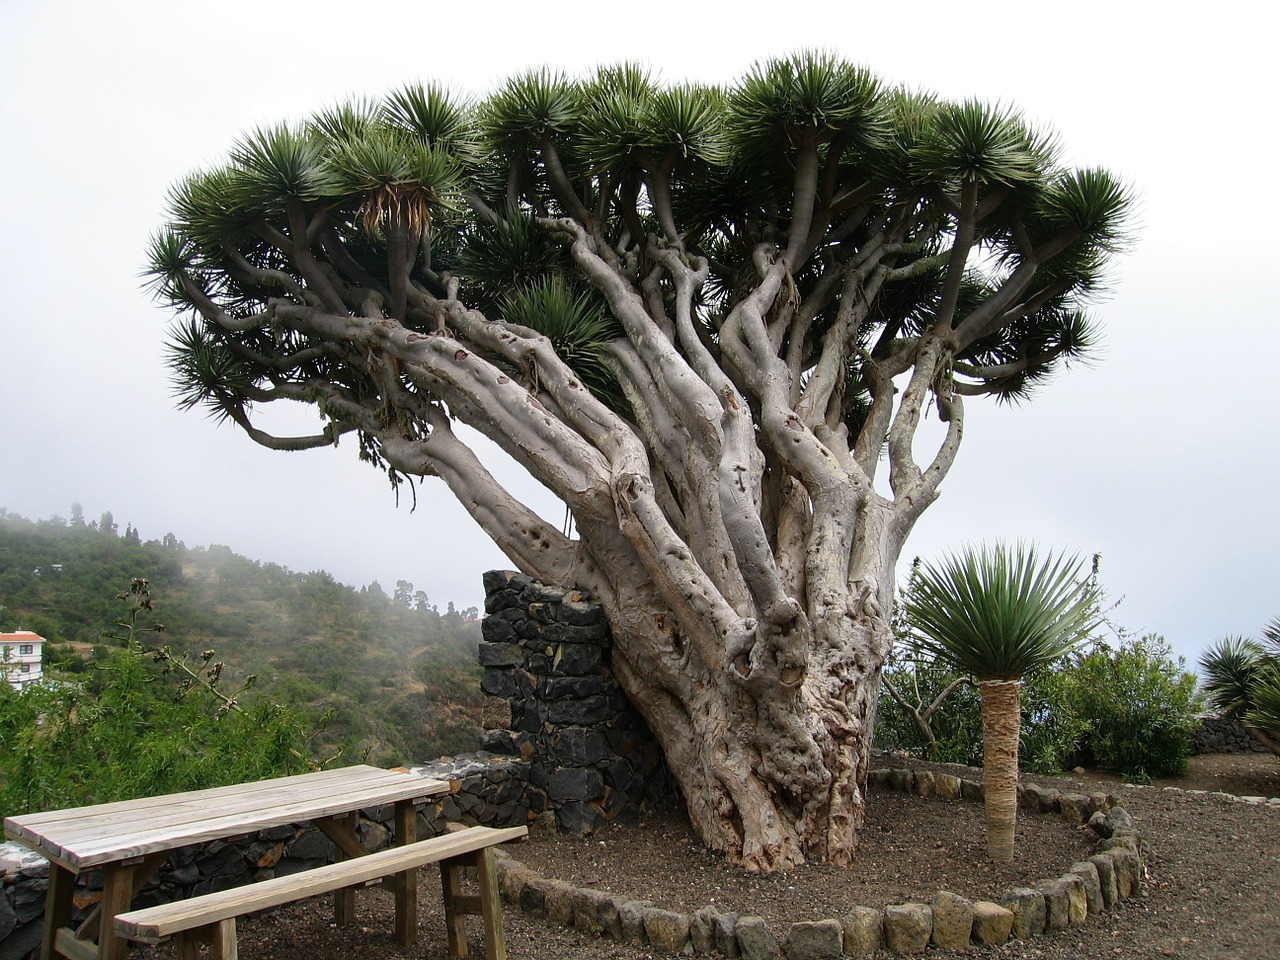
{"left": 3, "top": 764, "right": 449, "bottom": 960}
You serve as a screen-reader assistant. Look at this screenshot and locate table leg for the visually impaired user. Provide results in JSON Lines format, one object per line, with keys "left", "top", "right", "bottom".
{"left": 392, "top": 799, "right": 418, "bottom": 946}
{"left": 41, "top": 865, "right": 75, "bottom": 960}
{"left": 97, "top": 863, "right": 135, "bottom": 960}
{"left": 332, "top": 811, "right": 357, "bottom": 925}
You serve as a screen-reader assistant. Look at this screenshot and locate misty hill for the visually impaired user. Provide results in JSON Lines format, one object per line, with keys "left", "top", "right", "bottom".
{"left": 0, "top": 506, "right": 483, "bottom": 765}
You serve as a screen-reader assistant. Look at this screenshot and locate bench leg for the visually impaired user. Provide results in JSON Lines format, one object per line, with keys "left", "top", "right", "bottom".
{"left": 175, "top": 918, "right": 237, "bottom": 960}
{"left": 440, "top": 860, "right": 468, "bottom": 957}
{"left": 476, "top": 847, "right": 506, "bottom": 960}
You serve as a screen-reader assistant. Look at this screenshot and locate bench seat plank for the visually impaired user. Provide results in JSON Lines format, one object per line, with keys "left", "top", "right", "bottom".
{"left": 114, "top": 826, "right": 526, "bottom": 942}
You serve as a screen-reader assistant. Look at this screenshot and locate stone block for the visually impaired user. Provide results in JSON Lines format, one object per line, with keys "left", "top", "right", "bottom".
{"left": 913, "top": 770, "right": 936, "bottom": 798}
{"left": 1019, "top": 782, "right": 1059, "bottom": 813}
{"left": 480, "top": 667, "right": 517, "bottom": 698}
{"left": 1089, "top": 852, "right": 1119, "bottom": 908}
{"left": 478, "top": 641, "right": 525, "bottom": 667}
{"left": 500, "top": 866, "right": 536, "bottom": 905}
{"left": 618, "top": 899, "right": 654, "bottom": 943}
{"left": 552, "top": 642, "right": 604, "bottom": 676}
{"left": 571, "top": 887, "right": 613, "bottom": 935}
{"left": 841, "top": 905, "right": 882, "bottom": 955}
{"left": 643, "top": 907, "right": 692, "bottom": 955}
{"left": 551, "top": 727, "right": 613, "bottom": 767}
{"left": 555, "top": 801, "right": 608, "bottom": 835}
{"left": 542, "top": 879, "right": 575, "bottom": 925}
{"left": 1063, "top": 874, "right": 1087, "bottom": 925}
{"left": 1070, "top": 861, "right": 1104, "bottom": 914}
{"left": 783, "top": 918, "right": 842, "bottom": 959}
{"left": 545, "top": 694, "right": 612, "bottom": 725}
{"left": 961, "top": 778, "right": 985, "bottom": 801}
{"left": 882, "top": 903, "right": 931, "bottom": 955}
{"left": 1034, "top": 878, "right": 1070, "bottom": 931}
{"left": 735, "top": 916, "right": 780, "bottom": 960}
{"left": 481, "top": 616, "right": 517, "bottom": 643}
{"left": 1057, "top": 792, "right": 1091, "bottom": 823}
{"left": 934, "top": 773, "right": 963, "bottom": 799}
{"left": 970, "top": 901, "right": 1013, "bottom": 945}
{"left": 1110, "top": 847, "right": 1141, "bottom": 900}
{"left": 560, "top": 599, "right": 605, "bottom": 626}
{"left": 929, "top": 891, "right": 973, "bottom": 949}
{"left": 547, "top": 766, "right": 604, "bottom": 802}
{"left": 481, "top": 691, "right": 509, "bottom": 727}
{"left": 691, "top": 906, "right": 721, "bottom": 954}
{"left": 715, "top": 911, "right": 742, "bottom": 958}
{"left": 999, "top": 887, "right": 1045, "bottom": 939}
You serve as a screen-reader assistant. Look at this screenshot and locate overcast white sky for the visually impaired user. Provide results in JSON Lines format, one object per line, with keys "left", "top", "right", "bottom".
{"left": 1, "top": 0, "right": 1276, "bottom": 663}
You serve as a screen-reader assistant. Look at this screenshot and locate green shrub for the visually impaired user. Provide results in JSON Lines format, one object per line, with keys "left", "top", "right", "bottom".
{"left": 876, "top": 654, "right": 1084, "bottom": 774}
{"left": 0, "top": 580, "right": 318, "bottom": 819}
{"left": 1067, "top": 635, "right": 1201, "bottom": 781}
{"left": 877, "top": 633, "right": 1201, "bottom": 780}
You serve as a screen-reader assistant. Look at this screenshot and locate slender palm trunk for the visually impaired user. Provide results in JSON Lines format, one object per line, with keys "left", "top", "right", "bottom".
{"left": 979, "top": 679, "right": 1022, "bottom": 860}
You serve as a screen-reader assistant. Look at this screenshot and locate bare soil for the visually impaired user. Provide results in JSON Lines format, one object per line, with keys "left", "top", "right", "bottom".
{"left": 131, "top": 753, "right": 1280, "bottom": 960}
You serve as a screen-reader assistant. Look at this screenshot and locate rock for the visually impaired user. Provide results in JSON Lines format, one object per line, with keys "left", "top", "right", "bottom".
{"left": 961, "top": 778, "right": 985, "bottom": 801}
{"left": 643, "top": 907, "right": 692, "bottom": 955}
{"left": 547, "top": 767, "right": 604, "bottom": 802}
{"left": 1070, "top": 861, "right": 1104, "bottom": 915}
{"left": 1089, "top": 852, "right": 1119, "bottom": 908}
{"left": 882, "top": 903, "right": 931, "bottom": 955}
{"left": 1110, "top": 847, "right": 1142, "bottom": 900}
{"left": 934, "top": 774, "right": 963, "bottom": 799}
{"left": 1019, "top": 782, "right": 1060, "bottom": 813}
{"left": 970, "top": 901, "right": 1014, "bottom": 945}
{"left": 542, "top": 879, "right": 576, "bottom": 925}
{"left": 913, "top": 770, "right": 936, "bottom": 798}
{"left": 0, "top": 894, "right": 17, "bottom": 940}
{"left": 783, "top": 918, "right": 842, "bottom": 959}
{"left": 1062, "top": 874, "right": 1088, "bottom": 925}
{"left": 929, "top": 891, "right": 973, "bottom": 949}
{"left": 999, "top": 887, "right": 1045, "bottom": 939}
{"left": 841, "top": 906, "right": 883, "bottom": 955}
{"left": 1104, "top": 806, "right": 1137, "bottom": 836}
{"left": 1034, "top": 878, "right": 1070, "bottom": 931}
{"left": 571, "top": 887, "right": 612, "bottom": 935}
{"left": 478, "top": 642, "right": 525, "bottom": 667}
{"left": 691, "top": 906, "right": 721, "bottom": 954}
{"left": 1087, "top": 810, "right": 1112, "bottom": 837}
{"left": 618, "top": 899, "right": 654, "bottom": 944}
{"left": 736, "top": 916, "right": 781, "bottom": 960}
{"left": 715, "top": 910, "right": 742, "bottom": 958}
{"left": 1057, "top": 792, "right": 1091, "bottom": 823}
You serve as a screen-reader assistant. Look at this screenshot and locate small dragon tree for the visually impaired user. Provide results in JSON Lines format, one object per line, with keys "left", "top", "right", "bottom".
{"left": 1200, "top": 620, "right": 1280, "bottom": 756}
{"left": 902, "top": 543, "right": 1098, "bottom": 860}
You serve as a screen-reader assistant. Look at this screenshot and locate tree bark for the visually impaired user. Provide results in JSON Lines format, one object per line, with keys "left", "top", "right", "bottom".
{"left": 979, "top": 679, "right": 1023, "bottom": 861}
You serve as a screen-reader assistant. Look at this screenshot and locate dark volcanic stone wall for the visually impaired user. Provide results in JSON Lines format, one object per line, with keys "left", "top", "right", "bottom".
{"left": 477, "top": 570, "right": 676, "bottom": 833}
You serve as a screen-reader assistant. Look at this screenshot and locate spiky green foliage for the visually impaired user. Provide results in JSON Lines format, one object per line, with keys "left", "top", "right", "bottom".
{"left": 1200, "top": 621, "right": 1280, "bottom": 753}
{"left": 902, "top": 543, "right": 1100, "bottom": 680}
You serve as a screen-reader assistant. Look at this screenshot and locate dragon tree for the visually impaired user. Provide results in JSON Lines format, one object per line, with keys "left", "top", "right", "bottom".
{"left": 149, "top": 53, "right": 1131, "bottom": 871}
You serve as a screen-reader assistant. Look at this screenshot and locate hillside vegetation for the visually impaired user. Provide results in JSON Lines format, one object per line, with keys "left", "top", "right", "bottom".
{"left": 0, "top": 507, "right": 483, "bottom": 765}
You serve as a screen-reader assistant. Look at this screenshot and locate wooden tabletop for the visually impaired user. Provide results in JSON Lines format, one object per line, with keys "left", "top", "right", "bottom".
{"left": 3, "top": 765, "right": 449, "bottom": 871}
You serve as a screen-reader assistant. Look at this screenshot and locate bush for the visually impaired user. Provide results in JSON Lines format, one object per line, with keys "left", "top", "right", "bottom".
{"left": 876, "top": 654, "right": 1084, "bottom": 774}
{"left": 1069, "top": 635, "right": 1201, "bottom": 780}
{"left": 877, "top": 634, "right": 1201, "bottom": 780}
{"left": 0, "top": 580, "right": 319, "bottom": 819}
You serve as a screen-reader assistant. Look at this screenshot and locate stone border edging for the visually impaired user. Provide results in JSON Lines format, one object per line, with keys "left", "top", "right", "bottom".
{"left": 492, "top": 764, "right": 1146, "bottom": 957}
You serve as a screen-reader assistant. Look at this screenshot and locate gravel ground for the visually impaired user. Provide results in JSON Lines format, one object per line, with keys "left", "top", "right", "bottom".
{"left": 131, "top": 754, "right": 1279, "bottom": 960}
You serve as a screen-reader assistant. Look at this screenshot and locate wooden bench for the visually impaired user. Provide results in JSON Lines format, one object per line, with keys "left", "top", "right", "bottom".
{"left": 112, "top": 825, "right": 527, "bottom": 960}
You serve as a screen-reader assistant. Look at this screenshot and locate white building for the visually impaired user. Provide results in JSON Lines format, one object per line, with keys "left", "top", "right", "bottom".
{"left": 1, "top": 631, "right": 46, "bottom": 690}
